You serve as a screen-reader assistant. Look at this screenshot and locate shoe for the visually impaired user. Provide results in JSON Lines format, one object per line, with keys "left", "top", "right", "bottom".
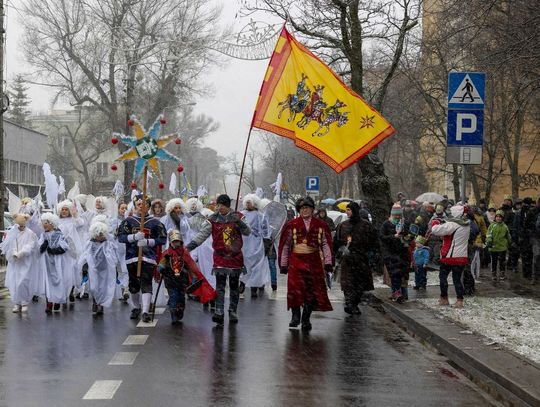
{"left": 421, "top": 285, "right": 427, "bottom": 291}
{"left": 32, "top": 295, "right": 39, "bottom": 303}
{"left": 45, "top": 302, "right": 53, "bottom": 314}
{"left": 96, "top": 305, "right": 104, "bottom": 315}
{"left": 492, "top": 276, "right": 498, "bottom": 283}
{"left": 272, "top": 284, "right": 277, "bottom": 291}
{"left": 228, "top": 311, "right": 239, "bottom": 323}
{"left": 250, "top": 288, "right": 258, "bottom": 298}
{"left": 238, "top": 281, "right": 245, "bottom": 294}
{"left": 500, "top": 275, "right": 506, "bottom": 281}
{"left": 413, "top": 286, "right": 420, "bottom": 290}
{"left": 301, "top": 306, "right": 312, "bottom": 331}
{"left": 21, "top": 305, "right": 28, "bottom": 313}
{"left": 344, "top": 305, "right": 354, "bottom": 315}
{"left": 177, "top": 308, "right": 184, "bottom": 321}
{"left": 130, "top": 308, "right": 141, "bottom": 320}
{"left": 212, "top": 312, "right": 224, "bottom": 324}
{"left": 141, "top": 312, "right": 151, "bottom": 323}
{"left": 122, "top": 288, "right": 130, "bottom": 300}
{"left": 12, "top": 305, "right": 21, "bottom": 313}
{"left": 53, "top": 303, "right": 61, "bottom": 312}
{"left": 438, "top": 297, "right": 450, "bottom": 306}
{"left": 82, "top": 293, "right": 89, "bottom": 299}
{"left": 391, "top": 291, "right": 403, "bottom": 302}
{"left": 289, "top": 307, "right": 301, "bottom": 327}
{"left": 92, "top": 303, "right": 98, "bottom": 314}
{"left": 453, "top": 299, "right": 464, "bottom": 308}
{"left": 352, "top": 306, "right": 361, "bottom": 315}
{"left": 170, "top": 309, "right": 180, "bottom": 325}
{"left": 69, "top": 293, "right": 75, "bottom": 302}
{"left": 258, "top": 286, "right": 265, "bottom": 293}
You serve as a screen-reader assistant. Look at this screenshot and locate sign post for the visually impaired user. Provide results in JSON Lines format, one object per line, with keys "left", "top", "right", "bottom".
{"left": 446, "top": 72, "right": 486, "bottom": 202}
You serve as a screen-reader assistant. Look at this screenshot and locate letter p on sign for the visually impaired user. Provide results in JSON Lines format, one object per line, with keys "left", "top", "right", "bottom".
{"left": 456, "top": 113, "right": 477, "bottom": 141}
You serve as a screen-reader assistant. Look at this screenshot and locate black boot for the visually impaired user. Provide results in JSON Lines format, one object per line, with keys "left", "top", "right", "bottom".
{"left": 289, "top": 307, "right": 301, "bottom": 327}
{"left": 170, "top": 309, "right": 180, "bottom": 325}
{"left": 301, "top": 305, "right": 312, "bottom": 331}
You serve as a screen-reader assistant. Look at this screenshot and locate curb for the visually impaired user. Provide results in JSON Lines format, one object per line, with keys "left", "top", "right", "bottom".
{"left": 369, "top": 292, "right": 540, "bottom": 407}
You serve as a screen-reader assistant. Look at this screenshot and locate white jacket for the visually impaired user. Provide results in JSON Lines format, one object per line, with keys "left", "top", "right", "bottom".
{"left": 431, "top": 219, "right": 470, "bottom": 266}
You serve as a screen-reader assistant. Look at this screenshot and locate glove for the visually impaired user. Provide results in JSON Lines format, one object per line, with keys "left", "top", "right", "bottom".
{"left": 47, "top": 247, "right": 66, "bottom": 255}
{"left": 280, "top": 266, "right": 288, "bottom": 275}
{"left": 40, "top": 240, "right": 49, "bottom": 253}
{"left": 324, "top": 264, "right": 333, "bottom": 274}
{"left": 186, "top": 242, "right": 197, "bottom": 252}
{"left": 431, "top": 219, "right": 441, "bottom": 227}
{"left": 12, "top": 251, "right": 19, "bottom": 259}
{"left": 137, "top": 239, "right": 148, "bottom": 247}
{"left": 134, "top": 232, "right": 145, "bottom": 241}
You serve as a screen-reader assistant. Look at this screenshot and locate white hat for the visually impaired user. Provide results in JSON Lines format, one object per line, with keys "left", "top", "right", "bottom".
{"left": 165, "top": 198, "right": 185, "bottom": 214}
{"left": 89, "top": 221, "right": 109, "bottom": 240}
{"left": 185, "top": 197, "right": 203, "bottom": 213}
{"left": 57, "top": 200, "right": 75, "bottom": 216}
{"left": 41, "top": 212, "right": 60, "bottom": 228}
{"left": 243, "top": 193, "right": 261, "bottom": 210}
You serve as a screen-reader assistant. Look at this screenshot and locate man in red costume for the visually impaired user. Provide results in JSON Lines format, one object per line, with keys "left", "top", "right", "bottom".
{"left": 279, "top": 196, "right": 333, "bottom": 331}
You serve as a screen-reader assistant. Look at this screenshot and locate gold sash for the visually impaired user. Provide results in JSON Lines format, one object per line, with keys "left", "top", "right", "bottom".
{"left": 292, "top": 243, "right": 318, "bottom": 254}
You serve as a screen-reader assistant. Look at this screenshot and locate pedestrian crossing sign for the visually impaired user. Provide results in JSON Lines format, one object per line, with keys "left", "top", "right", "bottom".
{"left": 448, "top": 72, "right": 485, "bottom": 109}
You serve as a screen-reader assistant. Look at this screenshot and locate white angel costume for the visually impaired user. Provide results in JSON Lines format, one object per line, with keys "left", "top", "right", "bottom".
{"left": 57, "top": 200, "right": 85, "bottom": 290}
{"left": 80, "top": 222, "right": 117, "bottom": 307}
{"left": 0, "top": 221, "right": 39, "bottom": 307}
{"left": 240, "top": 194, "right": 271, "bottom": 288}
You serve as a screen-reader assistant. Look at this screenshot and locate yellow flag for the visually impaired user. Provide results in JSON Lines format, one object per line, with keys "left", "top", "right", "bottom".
{"left": 252, "top": 27, "right": 396, "bottom": 173}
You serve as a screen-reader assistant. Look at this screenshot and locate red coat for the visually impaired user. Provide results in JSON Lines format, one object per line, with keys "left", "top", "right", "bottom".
{"left": 279, "top": 217, "right": 333, "bottom": 311}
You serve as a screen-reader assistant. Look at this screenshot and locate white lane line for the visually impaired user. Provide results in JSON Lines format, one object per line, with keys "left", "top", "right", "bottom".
{"left": 123, "top": 335, "right": 149, "bottom": 345}
{"left": 153, "top": 307, "right": 166, "bottom": 315}
{"left": 136, "top": 319, "right": 158, "bottom": 328}
{"left": 83, "top": 380, "right": 122, "bottom": 400}
{"left": 108, "top": 352, "right": 139, "bottom": 366}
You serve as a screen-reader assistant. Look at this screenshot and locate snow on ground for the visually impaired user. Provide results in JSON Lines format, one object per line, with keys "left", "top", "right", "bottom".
{"left": 417, "top": 296, "right": 540, "bottom": 364}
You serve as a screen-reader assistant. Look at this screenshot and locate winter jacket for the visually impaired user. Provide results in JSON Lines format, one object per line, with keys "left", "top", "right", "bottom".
{"left": 486, "top": 221, "right": 511, "bottom": 252}
{"left": 413, "top": 246, "right": 430, "bottom": 268}
{"left": 431, "top": 218, "right": 470, "bottom": 266}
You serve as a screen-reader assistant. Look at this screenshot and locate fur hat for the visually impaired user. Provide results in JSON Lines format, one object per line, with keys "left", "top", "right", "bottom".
{"left": 216, "top": 194, "right": 231, "bottom": 208}
{"left": 295, "top": 196, "right": 315, "bottom": 212}
{"left": 41, "top": 212, "right": 60, "bottom": 228}
{"left": 243, "top": 193, "right": 261, "bottom": 210}
{"left": 57, "top": 200, "right": 75, "bottom": 216}
{"left": 165, "top": 198, "right": 185, "bottom": 214}
{"left": 450, "top": 205, "right": 465, "bottom": 218}
{"left": 89, "top": 221, "right": 109, "bottom": 240}
{"left": 185, "top": 198, "right": 203, "bottom": 213}
{"left": 94, "top": 196, "right": 107, "bottom": 206}
{"left": 415, "top": 235, "right": 427, "bottom": 245}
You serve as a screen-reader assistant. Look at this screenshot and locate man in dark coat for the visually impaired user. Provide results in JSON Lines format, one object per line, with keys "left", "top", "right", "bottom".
{"left": 334, "top": 202, "right": 379, "bottom": 315}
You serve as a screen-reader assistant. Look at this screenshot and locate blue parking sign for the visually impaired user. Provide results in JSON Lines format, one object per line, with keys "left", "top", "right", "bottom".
{"left": 447, "top": 109, "right": 484, "bottom": 146}
{"left": 305, "top": 176, "right": 319, "bottom": 191}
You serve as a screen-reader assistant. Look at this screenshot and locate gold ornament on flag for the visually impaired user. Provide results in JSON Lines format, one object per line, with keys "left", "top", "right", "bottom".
{"left": 252, "top": 27, "right": 396, "bottom": 173}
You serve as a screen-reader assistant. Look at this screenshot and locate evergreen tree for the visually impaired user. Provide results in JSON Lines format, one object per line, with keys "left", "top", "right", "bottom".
{"left": 7, "top": 75, "right": 31, "bottom": 126}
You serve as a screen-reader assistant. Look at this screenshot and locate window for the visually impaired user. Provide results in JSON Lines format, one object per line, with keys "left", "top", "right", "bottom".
{"left": 20, "top": 163, "right": 28, "bottom": 183}
{"left": 10, "top": 161, "right": 18, "bottom": 183}
{"left": 57, "top": 136, "right": 70, "bottom": 153}
{"left": 29, "top": 164, "right": 37, "bottom": 185}
{"left": 4, "top": 159, "right": 9, "bottom": 182}
{"left": 96, "top": 162, "right": 108, "bottom": 177}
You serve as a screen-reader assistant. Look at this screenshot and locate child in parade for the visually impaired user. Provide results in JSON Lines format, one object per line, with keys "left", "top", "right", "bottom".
{"left": 413, "top": 235, "right": 430, "bottom": 290}
{"left": 40, "top": 213, "right": 70, "bottom": 313}
{"left": 158, "top": 230, "right": 216, "bottom": 324}
{"left": 485, "top": 210, "right": 511, "bottom": 282}
{"left": 0, "top": 214, "right": 39, "bottom": 313}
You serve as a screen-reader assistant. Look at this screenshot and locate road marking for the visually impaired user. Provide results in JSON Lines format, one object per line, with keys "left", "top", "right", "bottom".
{"left": 123, "top": 335, "right": 149, "bottom": 345}
{"left": 136, "top": 319, "right": 158, "bottom": 328}
{"left": 154, "top": 307, "right": 166, "bottom": 315}
{"left": 82, "top": 380, "right": 122, "bottom": 400}
{"left": 108, "top": 351, "right": 139, "bottom": 365}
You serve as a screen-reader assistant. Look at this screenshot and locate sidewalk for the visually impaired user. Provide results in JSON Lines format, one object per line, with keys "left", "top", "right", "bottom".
{"left": 370, "top": 269, "right": 540, "bottom": 407}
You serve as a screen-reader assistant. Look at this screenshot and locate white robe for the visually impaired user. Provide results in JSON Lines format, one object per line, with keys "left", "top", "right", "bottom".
{"left": 25, "top": 212, "right": 46, "bottom": 297}
{"left": 81, "top": 240, "right": 117, "bottom": 307}
{"left": 58, "top": 217, "right": 84, "bottom": 289}
{"left": 240, "top": 210, "right": 271, "bottom": 287}
{"left": 0, "top": 227, "right": 39, "bottom": 304}
{"left": 41, "top": 230, "right": 71, "bottom": 303}
{"left": 197, "top": 236, "right": 216, "bottom": 289}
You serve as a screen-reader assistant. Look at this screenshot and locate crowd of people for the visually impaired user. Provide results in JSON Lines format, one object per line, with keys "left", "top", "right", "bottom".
{"left": 2, "top": 188, "right": 539, "bottom": 330}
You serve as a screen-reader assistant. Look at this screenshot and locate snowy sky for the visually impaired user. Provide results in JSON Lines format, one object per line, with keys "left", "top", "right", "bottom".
{"left": 4, "top": 0, "right": 274, "bottom": 158}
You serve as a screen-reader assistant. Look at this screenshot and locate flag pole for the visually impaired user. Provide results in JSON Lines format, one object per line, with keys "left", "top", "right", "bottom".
{"left": 234, "top": 127, "right": 254, "bottom": 211}
{"left": 137, "top": 165, "right": 148, "bottom": 277}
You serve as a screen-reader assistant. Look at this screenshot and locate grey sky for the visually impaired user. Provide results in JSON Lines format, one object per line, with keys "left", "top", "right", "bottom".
{"left": 4, "top": 0, "right": 274, "bottom": 159}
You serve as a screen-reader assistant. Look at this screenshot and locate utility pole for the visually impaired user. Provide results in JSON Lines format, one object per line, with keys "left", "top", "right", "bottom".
{"left": 0, "top": 0, "right": 5, "bottom": 231}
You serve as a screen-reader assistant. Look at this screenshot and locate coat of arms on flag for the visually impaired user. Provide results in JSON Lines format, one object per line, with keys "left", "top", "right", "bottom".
{"left": 252, "top": 27, "right": 396, "bottom": 173}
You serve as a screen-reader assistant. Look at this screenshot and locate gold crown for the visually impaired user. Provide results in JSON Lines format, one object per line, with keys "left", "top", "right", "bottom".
{"left": 168, "top": 229, "right": 183, "bottom": 243}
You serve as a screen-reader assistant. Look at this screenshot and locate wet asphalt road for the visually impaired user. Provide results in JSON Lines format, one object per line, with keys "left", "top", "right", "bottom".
{"left": 0, "top": 286, "right": 498, "bottom": 407}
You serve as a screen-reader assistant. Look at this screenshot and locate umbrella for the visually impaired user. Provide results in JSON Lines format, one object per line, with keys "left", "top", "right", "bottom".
{"left": 415, "top": 192, "right": 444, "bottom": 203}
{"left": 337, "top": 201, "right": 350, "bottom": 211}
{"left": 320, "top": 198, "right": 336, "bottom": 205}
{"left": 326, "top": 210, "right": 345, "bottom": 225}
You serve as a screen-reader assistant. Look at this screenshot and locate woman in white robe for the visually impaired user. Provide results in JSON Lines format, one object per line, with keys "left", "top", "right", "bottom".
{"left": 240, "top": 194, "right": 271, "bottom": 298}
{"left": 0, "top": 214, "right": 39, "bottom": 312}
{"left": 40, "top": 213, "right": 71, "bottom": 313}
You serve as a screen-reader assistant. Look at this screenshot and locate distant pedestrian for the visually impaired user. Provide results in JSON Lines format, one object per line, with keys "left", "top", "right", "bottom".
{"left": 485, "top": 210, "right": 511, "bottom": 283}
{"left": 413, "top": 236, "right": 429, "bottom": 290}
